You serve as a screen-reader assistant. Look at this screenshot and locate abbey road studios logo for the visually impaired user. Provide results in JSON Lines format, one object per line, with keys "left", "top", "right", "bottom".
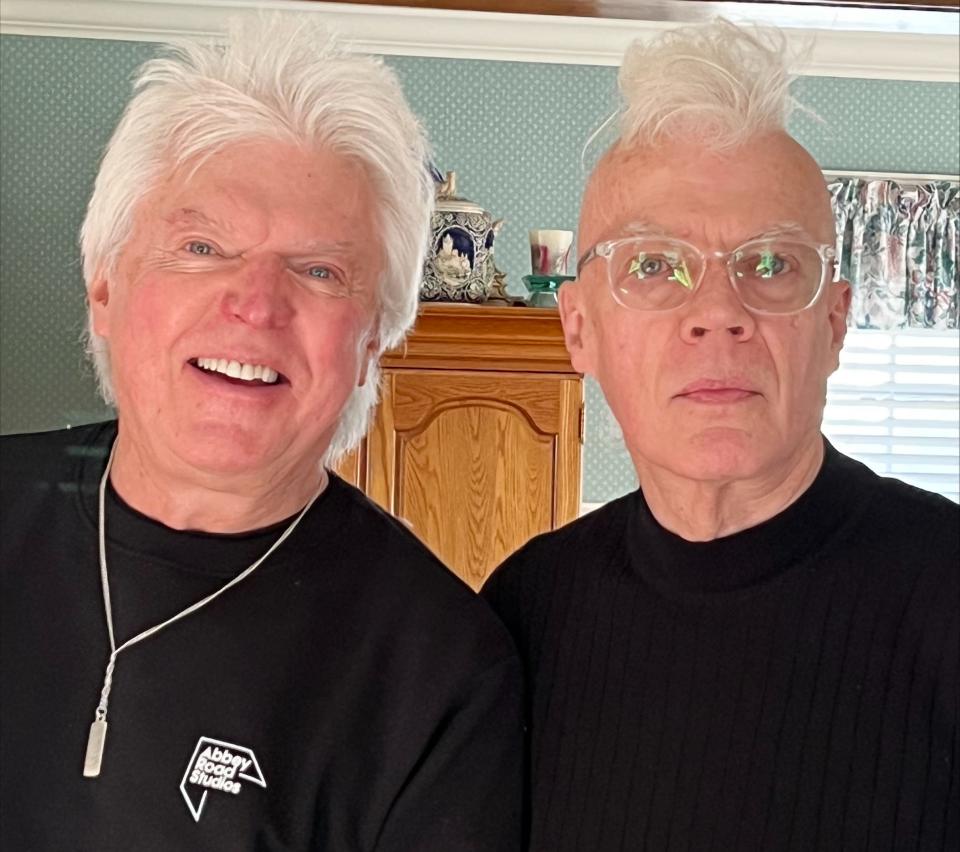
{"left": 180, "top": 736, "right": 266, "bottom": 822}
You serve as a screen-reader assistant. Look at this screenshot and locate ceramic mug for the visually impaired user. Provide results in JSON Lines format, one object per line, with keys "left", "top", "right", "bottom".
{"left": 529, "top": 229, "right": 573, "bottom": 276}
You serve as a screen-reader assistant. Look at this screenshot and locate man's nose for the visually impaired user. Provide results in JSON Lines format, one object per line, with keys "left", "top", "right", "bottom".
{"left": 221, "top": 258, "right": 295, "bottom": 329}
{"left": 678, "top": 260, "right": 756, "bottom": 342}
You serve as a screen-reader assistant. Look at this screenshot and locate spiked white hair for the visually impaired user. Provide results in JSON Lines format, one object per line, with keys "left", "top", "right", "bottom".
{"left": 615, "top": 19, "right": 807, "bottom": 151}
{"left": 80, "top": 14, "right": 434, "bottom": 463}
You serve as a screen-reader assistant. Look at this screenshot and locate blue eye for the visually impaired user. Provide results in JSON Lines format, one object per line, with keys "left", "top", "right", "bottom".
{"left": 186, "top": 241, "right": 215, "bottom": 256}
{"left": 307, "top": 266, "right": 331, "bottom": 279}
{"left": 755, "top": 251, "right": 787, "bottom": 278}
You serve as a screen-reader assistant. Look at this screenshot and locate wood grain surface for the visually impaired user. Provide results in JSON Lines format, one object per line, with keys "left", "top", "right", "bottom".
{"left": 335, "top": 303, "right": 584, "bottom": 588}
{"left": 382, "top": 304, "right": 579, "bottom": 374}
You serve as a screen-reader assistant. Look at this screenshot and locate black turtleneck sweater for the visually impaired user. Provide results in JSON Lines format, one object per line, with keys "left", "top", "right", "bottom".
{"left": 483, "top": 441, "right": 958, "bottom": 851}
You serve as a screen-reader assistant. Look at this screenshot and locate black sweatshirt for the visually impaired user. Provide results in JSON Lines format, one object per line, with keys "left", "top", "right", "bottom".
{"left": 483, "top": 441, "right": 959, "bottom": 851}
{"left": 1, "top": 422, "right": 523, "bottom": 851}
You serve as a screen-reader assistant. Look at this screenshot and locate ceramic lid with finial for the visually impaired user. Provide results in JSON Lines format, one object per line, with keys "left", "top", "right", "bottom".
{"left": 435, "top": 172, "right": 485, "bottom": 215}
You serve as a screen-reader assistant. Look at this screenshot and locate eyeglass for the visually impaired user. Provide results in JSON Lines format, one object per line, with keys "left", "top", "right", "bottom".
{"left": 577, "top": 234, "right": 838, "bottom": 315}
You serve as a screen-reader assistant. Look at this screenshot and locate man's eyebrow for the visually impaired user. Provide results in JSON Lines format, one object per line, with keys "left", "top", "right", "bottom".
{"left": 293, "top": 239, "right": 361, "bottom": 255}
{"left": 164, "top": 208, "right": 223, "bottom": 229}
{"left": 621, "top": 220, "right": 665, "bottom": 234}
{"left": 756, "top": 221, "right": 808, "bottom": 236}
{"left": 162, "top": 213, "right": 360, "bottom": 255}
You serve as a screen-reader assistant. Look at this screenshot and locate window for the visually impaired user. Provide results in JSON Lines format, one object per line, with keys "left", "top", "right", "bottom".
{"left": 824, "top": 327, "right": 959, "bottom": 502}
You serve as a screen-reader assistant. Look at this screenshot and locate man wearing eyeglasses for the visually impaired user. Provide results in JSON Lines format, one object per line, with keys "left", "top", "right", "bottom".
{"left": 482, "top": 19, "right": 958, "bottom": 852}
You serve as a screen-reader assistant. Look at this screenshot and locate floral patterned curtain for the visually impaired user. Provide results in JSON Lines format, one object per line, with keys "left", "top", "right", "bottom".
{"left": 828, "top": 177, "right": 959, "bottom": 330}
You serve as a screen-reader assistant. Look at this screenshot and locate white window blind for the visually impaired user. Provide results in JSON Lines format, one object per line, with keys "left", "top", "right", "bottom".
{"left": 824, "top": 328, "right": 960, "bottom": 503}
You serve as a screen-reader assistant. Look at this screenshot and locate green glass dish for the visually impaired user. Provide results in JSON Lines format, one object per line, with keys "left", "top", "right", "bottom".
{"left": 522, "top": 274, "right": 576, "bottom": 294}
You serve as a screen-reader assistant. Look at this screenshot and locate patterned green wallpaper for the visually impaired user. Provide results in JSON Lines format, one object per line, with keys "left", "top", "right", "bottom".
{"left": 1, "top": 34, "right": 958, "bottom": 502}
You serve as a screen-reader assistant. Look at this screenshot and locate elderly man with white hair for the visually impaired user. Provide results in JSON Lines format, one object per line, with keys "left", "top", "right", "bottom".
{"left": 0, "top": 17, "right": 521, "bottom": 852}
{"left": 483, "top": 20, "right": 958, "bottom": 852}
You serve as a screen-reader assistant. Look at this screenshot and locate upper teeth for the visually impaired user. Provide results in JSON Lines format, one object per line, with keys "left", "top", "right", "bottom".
{"left": 196, "top": 357, "right": 279, "bottom": 384}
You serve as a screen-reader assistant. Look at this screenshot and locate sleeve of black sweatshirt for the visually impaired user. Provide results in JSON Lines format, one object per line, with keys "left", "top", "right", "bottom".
{"left": 371, "top": 654, "right": 525, "bottom": 852}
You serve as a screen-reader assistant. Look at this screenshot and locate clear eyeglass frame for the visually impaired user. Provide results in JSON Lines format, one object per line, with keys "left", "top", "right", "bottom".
{"left": 577, "top": 235, "right": 839, "bottom": 316}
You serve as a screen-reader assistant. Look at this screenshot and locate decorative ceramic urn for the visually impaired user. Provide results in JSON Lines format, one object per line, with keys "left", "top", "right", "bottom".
{"left": 421, "top": 172, "right": 506, "bottom": 302}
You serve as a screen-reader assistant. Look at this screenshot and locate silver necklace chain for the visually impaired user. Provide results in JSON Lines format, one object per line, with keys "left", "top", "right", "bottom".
{"left": 83, "top": 439, "right": 325, "bottom": 778}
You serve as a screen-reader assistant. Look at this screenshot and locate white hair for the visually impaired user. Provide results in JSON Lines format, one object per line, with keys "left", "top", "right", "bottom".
{"left": 614, "top": 19, "right": 808, "bottom": 152}
{"left": 80, "top": 14, "right": 434, "bottom": 463}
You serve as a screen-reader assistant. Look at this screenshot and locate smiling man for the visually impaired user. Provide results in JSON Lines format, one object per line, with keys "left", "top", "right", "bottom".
{"left": 0, "top": 17, "right": 521, "bottom": 852}
{"left": 483, "top": 20, "right": 958, "bottom": 852}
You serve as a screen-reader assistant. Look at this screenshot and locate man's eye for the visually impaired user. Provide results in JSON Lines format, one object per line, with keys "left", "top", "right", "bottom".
{"left": 755, "top": 252, "right": 787, "bottom": 278}
{"left": 186, "top": 241, "right": 215, "bottom": 256}
{"left": 302, "top": 265, "right": 350, "bottom": 296}
{"left": 629, "top": 254, "right": 668, "bottom": 278}
{"left": 627, "top": 252, "right": 693, "bottom": 289}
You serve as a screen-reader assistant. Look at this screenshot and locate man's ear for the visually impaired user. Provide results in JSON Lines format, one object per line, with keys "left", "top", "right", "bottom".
{"left": 357, "top": 332, "right": 380, "bottom": 387}
{"left": 826, "top": 279, "right": 851, "bottom": 372}
{"left": 558, "top": 280, "right": 594, "bottom": 375}
{"left": 828, "top": 279, "right": 851, "bottom": 344}
{"left": 88, "top": 272, "right": 112, "bottom": 338}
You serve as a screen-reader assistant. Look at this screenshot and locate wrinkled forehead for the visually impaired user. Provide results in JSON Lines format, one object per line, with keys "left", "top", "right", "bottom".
{"left": 127, "top": 140, "right": 380, "bottom": 250}
{"left": 580, "top": 132, "right": 835, "bottom": 250}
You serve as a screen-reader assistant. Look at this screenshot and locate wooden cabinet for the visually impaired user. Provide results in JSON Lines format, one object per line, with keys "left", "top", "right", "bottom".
{"left": 337, "top": 303, "right": 583, "bottom": 589}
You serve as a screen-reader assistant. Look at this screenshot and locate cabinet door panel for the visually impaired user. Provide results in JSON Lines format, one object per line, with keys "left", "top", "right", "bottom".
{"left": 391, "top": 373, "right": 568, "bottom": 435}
{"left": 369, "top": 370, "right": 582, "bottom": 589}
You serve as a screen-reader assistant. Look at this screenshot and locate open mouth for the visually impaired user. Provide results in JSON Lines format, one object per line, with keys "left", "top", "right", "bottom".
{"left": 189, "top": 357, "right": 287, "bottom": 387}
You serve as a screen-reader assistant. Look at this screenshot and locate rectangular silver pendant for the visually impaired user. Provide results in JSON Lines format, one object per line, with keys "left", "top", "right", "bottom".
{"left": 83, "top": 719, "right": 108, "bottom": 777}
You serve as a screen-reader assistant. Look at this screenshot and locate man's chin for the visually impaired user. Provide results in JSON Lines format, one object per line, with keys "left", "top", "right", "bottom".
{"left": 155, "top": 419, "right": 310, "bottom": 481}
{"left": 173, "top": 430, "right": 283, "bottom": 475}
{"left": 648, "top": 429, "right": 770, "bottom": 483}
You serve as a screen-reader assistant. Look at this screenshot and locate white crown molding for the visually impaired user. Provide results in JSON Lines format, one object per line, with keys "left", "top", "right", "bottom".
{"left": 1, "top": 0, "right": 958, "bottom": 82}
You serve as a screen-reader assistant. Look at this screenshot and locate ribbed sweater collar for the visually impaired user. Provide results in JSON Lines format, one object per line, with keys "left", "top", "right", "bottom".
{"left": 625, "top": 439, "right": 874, "bottom": 597}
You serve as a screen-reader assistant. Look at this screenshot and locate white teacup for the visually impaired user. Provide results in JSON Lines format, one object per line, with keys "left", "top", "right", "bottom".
{"left": 529, "top": 229, "right": 573, "bottom": 276}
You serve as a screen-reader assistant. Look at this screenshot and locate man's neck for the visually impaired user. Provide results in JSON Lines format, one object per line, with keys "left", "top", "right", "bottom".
{"left": 107, "top": 431, "right": 328, "bottom": 534}
{"left": 633, "top": 436, "right": 825, "bottom": 542}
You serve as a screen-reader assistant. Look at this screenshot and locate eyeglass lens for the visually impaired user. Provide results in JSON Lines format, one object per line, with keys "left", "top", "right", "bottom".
{"left": 608, "top": 238, "right": 824, "bottom": 313}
